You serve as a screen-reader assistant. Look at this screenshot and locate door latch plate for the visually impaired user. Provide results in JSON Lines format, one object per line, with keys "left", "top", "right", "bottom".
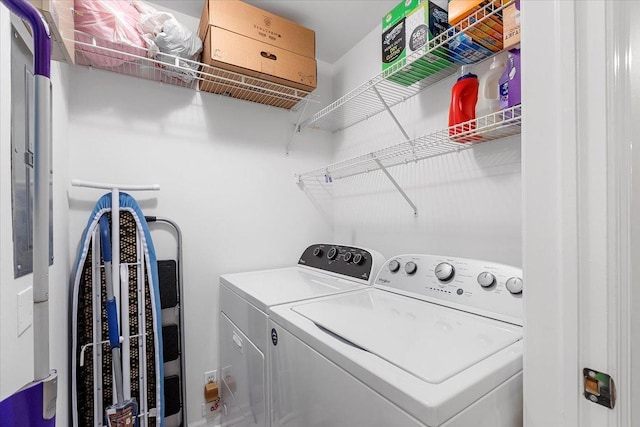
{"left": 583, "top": 368, "right": 616, "bottom": 409}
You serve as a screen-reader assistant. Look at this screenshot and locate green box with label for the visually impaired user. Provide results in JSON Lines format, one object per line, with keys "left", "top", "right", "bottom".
{"left": 382, "top": 0, "right": 451, "bottom": 86}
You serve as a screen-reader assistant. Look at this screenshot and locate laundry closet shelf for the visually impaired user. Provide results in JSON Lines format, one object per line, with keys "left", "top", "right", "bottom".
{"left": 301, "top": 0, "right": 513, "bottom": 133}
{"left": 296, "top": 105, "right": 521, "bottom": 183}
{"left": 68, "top": 31, "right": 319, "bottom": 111}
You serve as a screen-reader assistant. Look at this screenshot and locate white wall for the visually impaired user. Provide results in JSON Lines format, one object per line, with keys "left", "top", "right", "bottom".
{"left": 66, "top": 64, "right": 334, "bottom": 425}
{"left": 329, "top": 24, "right": 522, "bottom": 266}
{"left": 0, "top": 3, "right": 71, "bottom": 423}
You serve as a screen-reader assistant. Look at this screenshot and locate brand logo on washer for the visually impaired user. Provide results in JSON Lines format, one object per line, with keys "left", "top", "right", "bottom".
{"left": 271, "top": 328, "right": 278, "bottom": 346}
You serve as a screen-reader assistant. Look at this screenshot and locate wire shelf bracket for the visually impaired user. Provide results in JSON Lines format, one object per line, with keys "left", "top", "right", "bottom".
{"left": 285, "top": 98, "right": 311, "bottom": 155}
{"left": 373, "top": 86, "right": 411, "bottom": 143}
{"left": 374, "top": 158, "right": 418, "bottom": 216}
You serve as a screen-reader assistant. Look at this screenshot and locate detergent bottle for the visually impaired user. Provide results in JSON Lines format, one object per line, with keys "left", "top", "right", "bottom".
{"left": 476, "top": 56, "right": 507, "bottom": 119}
{"left": 500, "top": 48, "right": 522, "bottom": 110}
{"left": 448, "top": 65, "right": 479, "bottom": 141}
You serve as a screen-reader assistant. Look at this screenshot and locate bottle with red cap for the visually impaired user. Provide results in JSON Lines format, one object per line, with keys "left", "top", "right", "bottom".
{"left": 448, "top": 65, "right": 480, "bottom": 142}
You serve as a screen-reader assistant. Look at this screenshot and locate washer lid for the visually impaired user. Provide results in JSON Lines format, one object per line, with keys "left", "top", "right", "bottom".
{"left": 220, "top": 267, "right": 367, "bottom": 311}
{"left": 292, "top": 289, "right": 523, "bottom": 384}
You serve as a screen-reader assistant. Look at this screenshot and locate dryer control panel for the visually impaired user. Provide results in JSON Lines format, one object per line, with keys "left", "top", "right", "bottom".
{"left": 298, "top": 244, "right": 384, "bottom": 285}
{"left": 375, "top": 255, "right": 523, "bottom": 325}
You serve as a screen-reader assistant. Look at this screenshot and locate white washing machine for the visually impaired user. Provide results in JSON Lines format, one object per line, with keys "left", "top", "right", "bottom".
{"left": 218, "top": 244, "right": 385, "bottom": 427}
{"left": 268, "top": 254, "right": 524, "bottom": 427}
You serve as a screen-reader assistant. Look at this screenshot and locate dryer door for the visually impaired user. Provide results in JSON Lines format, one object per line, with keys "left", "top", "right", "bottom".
{"left": 220, "top": 313, "right": 266, "bottom": 427}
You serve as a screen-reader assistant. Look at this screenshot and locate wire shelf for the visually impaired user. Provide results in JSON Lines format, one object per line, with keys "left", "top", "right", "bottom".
{"left": 297, "top": 105, "right": 521, "bottom": 183}
{"left": 70, "top": 31, "right": 319, "bottom": 111}
{"left": 301, "top": 0, "right": 513, "bottom": 132}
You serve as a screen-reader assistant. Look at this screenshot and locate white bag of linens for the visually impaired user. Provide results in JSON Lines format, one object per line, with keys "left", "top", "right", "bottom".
{"left": 132, "top": 1, "right": 203, "bottom": 82}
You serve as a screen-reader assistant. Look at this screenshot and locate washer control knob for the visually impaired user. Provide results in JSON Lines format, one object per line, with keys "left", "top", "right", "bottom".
{"left": 404, "top": 261, "right": 418, "bottom": 275}
{"left": 435, "top": 262, "right": 455, "bottom": 282}
{"left": 506, "top": 277, "right": 523, "bottom": 294}
{"left": 313, "top": 247, "right": 323, "bottom": 257}
{"left": 353, "top": 253, "right": 364, "bottom": 265}
{"left": 477, "top": 272, "right": 496, "bottom": 288}
{"left": 343, "top": 252, "right": 353, "bottom": 263}
{"left": 388, "top": 260, "right": 400, "bottom": 273}
{"left": 327, "top": 247, "right": 338, "bottom": 260}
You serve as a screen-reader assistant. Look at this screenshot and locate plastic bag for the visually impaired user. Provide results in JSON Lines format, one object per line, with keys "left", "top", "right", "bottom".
{"left": 155, "top": 18, "right": 202, "bottom": 61}
{"left": 74, "top": 0, "right": 147, "bottom": 67}
{"left": 133, "top": 1, "right": 203, "bottom": 82}
{"left": 132, "top": 0, "right": 172, "bottom": 56}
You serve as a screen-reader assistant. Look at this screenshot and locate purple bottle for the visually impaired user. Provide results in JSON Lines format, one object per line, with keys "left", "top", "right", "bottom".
{"left": 499, "top": 48, "right": 521, "bottom": 110}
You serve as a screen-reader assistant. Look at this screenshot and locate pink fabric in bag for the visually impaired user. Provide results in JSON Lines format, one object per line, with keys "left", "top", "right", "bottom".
{"left": 74, "top": 0, "right": 147, "bottom": 67}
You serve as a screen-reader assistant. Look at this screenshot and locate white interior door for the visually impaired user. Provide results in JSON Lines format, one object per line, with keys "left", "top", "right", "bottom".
{"left": 628, "top": 4, "right": 640, "bottom": 424}
{"left": 522, "top": 0, "right": 580, "bottom": 424}
{"left": 608, "top": 1, "right": 640, "bottom": 425}
{"left": 578, "top": 1, "right": 640, "bottom": 425}
{"left": 523, "top": 1, "right": 640, "bottom": 426}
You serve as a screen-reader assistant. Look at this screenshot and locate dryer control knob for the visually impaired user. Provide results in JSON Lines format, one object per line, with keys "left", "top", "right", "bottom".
{"left": 405, "top": 261, "right": 418, "bottom": 275}
{"left": 327, "top": 247, "right": 338, "bottom": 260}
{"left": 353, "top": 253, "right": 364, "bottom": 265}
{"left": 506, "top": 277, "right": 523, "bottom": 294}
{"left": 388, "top": 260, "right": 400, "bottom": 273}
{"left": 435, "top": 262, "right": 455, "bottom": 282}
{"left": 343, "top": 252, "right": 353, "bottom": 262}
{"left": 477, "top": 272, "right": 496, "bottom": 288}
{"left": 313, "top": 247, "right": 323, "bottom": 257}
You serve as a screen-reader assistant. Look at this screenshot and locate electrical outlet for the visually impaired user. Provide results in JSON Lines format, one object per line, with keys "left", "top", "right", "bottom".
{"left": 204, "top": 370, "right": 217, "bottom": 385}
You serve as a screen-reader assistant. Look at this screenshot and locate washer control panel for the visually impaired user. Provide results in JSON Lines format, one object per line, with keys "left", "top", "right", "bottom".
{"left": 298, "top": 244, "right": 384, "bottom": 284}
{"left": 375, "top": 254, "right": 523, "bottom": 324}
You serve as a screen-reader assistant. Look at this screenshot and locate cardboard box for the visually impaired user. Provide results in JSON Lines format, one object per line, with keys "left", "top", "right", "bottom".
{"left": 503, "top": 0, "right": 520, "bottom": 49}
{"left": 199, "top": 26, "right": 316, "bottom": 109}
{"left": 382, "top": 0, "right": 451, "bottom": 87}
{"left": 449, "top": 31, "right": 494, "bottom": 64}
{"left": 448, "top": 0, "right": 503, "bottom": 53}
{"left": 28, "top": 0, "right": 75, "bottom": 63}
{"left": 198, "top": 0, "right": 315, "bottom": 59}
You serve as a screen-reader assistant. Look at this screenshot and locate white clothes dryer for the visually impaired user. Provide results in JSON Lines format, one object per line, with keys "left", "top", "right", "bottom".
{"left": 218, "top": 244, "right": 385, "bottom": 427}
{"left": 268, "top": 254, "right": 524, "bottom": 427}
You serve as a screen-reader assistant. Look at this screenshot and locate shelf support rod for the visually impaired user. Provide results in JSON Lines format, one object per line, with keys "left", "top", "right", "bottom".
{"left": 285, "top": 96, "right": 311, "bottom": 155}
{"left": 374, "top": 158, "right": 418, "bottom": 216}
{"left": 373, "top": 86, "right": 411, "bottom": 143}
